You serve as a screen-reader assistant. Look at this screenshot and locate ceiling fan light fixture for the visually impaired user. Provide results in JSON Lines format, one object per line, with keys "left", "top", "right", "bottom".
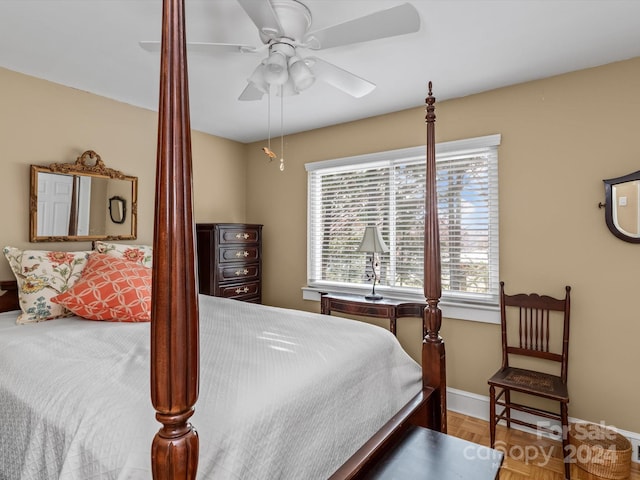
{"left": 247, "top": 62, "right": 269, "bottom": 93}
{"left": 264, "top": 51, "right": 289, "bottom": 85}
{"left": 279, "top": 77, "right": 300, "bottom": 97}
{"left": 288, "top": 56, "right": 315, "bottom": 92}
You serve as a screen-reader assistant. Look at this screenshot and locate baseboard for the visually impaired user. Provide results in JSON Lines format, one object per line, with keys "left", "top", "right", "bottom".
{"left": 446, "top": 387, "right": 640, "bottom": 463}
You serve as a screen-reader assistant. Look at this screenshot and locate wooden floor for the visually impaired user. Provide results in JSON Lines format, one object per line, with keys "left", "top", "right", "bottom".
{"left": 447, "top": 411, "right": 639, "bottom": 480}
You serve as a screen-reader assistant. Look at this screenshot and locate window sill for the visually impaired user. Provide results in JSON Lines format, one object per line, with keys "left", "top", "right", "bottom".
{"left": 302, "top": 286, "right": 499, "bottom": 324}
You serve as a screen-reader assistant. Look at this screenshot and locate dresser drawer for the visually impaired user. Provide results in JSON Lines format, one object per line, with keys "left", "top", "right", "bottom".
{"left": 217, "top": 281, "right": 261, "bottom": 300}
{"left": 218, "top": 225, "right": 261, "bottom": 245}
{"left": 217, "top": 264, "right": 260, "bottom": 282}
{"left": 218, "top": 245, "right": 260, "bottom": 263}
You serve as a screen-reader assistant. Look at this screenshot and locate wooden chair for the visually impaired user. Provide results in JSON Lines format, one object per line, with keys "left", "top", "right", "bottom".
{"left": 488, "top": 281, "right": 571, "bottom": 480}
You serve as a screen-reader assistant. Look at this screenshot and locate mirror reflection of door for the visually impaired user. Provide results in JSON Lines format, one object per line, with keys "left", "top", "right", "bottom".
{"left": 37, "top": 173, "right": 73, "bottom": 236}
{"left": 37, "top": 173, "right": 92, "bottom": 236}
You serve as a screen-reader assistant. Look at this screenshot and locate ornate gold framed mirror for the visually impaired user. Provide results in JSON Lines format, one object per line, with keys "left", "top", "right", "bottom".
{"left": 30, "top": 150, "right": 138, "bottom": 242}
{"left": 602, "top": 170, "right": 640, "bottom": 243}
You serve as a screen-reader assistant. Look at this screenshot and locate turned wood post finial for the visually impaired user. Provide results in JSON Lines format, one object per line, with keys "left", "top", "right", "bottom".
{"left": 425, "top": 83, "right": 436, "bottom": 124}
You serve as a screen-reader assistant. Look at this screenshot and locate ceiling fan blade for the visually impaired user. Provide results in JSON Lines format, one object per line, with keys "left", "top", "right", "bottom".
{"left": 303, "top": 3, "right": 420, "bottom": 50}
{"left": 305, "top": 57, "right": 375, "bottom": 98}
{"left": 238, "top": 82, "right": 266, "bottom": 101}
{"left": 237, "top": 0, "right": 284, "bottom": 42}
{"left": 139, "top": 41, "right": 162, "bottom": 52}
{"left": 185, "top": 42, "right": 259, "bottom": 54}
{"left": 139, "top": 41, "right": 258, "bottom": 55}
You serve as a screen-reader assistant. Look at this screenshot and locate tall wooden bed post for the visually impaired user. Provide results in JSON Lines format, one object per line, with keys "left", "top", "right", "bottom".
{"left": 151, "top": 0, "right": 199, "bottom": 478}
{"left": 327, "top": 85, "right": 445, "bottom": 479}
{"left": 423, "top": 81, "right": 447, "bottom": 433}
{"left": 149, "top": 0, "right": 445, "bottom": 476}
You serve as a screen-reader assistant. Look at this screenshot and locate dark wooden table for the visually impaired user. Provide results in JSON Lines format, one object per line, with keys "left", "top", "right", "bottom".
{"left": 362, "top": 424, "right": 503, "bottom": 479}
{"left": 320, "top": 293, "right": 426, "bottom": 336}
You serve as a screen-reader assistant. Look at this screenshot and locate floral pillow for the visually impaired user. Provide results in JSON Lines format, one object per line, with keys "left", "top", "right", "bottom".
{"left": 51, "top": 253, "right": 152, "bottom": 322}
{"left": 3, "top": 247, "right": 91, "bottom": 324}
{"left": 93, "top": 241, "right": 152, "bottom": 268}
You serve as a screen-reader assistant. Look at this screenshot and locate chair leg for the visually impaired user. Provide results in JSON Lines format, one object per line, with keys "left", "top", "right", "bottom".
{"left": 505, "top": 389, "right": 511, "bottom": 428}
{"left": 489, "top": 385, "right": 496, "bottom": 448}
{"left": 561, "top": 402, "right": 570, "bottom": 480}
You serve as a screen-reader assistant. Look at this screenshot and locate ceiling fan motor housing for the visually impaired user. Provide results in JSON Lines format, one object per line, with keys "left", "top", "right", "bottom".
{"left": 264, "top": 0, "right": 312, "bottom": 43}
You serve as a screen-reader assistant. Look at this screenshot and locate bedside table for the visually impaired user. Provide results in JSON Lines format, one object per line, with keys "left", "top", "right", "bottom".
{"left": 320, "top": 293, "right": 427, "bottom": 336}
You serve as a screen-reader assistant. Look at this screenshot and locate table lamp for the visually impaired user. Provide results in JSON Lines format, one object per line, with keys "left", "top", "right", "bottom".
{"left": 358, "top": 226, "right": 389, "bottom": 300}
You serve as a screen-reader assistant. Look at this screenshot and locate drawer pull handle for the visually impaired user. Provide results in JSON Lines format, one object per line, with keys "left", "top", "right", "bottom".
{"left": 235, "top": 233, "right": 250, "bottom": 240}
{"left": 235, "top": 250, "right": 250, "bottom": 258}
{"left": 235, "top": 268, "right": 249, "bottom": 276}
{"left": 235, "top": 287, "right": 249, "bottom": 294}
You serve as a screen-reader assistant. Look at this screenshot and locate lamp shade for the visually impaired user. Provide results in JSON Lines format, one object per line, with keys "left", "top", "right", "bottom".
{"left": 264, "top": 51, "right": 288, "bottom": 85}
{"left": 289, "top": 56, "right": 315, "bottom": 92}
{"left": 358, "top": 226, "right": 389, "bottom": 253}
{"left": 247, "top": 62, "right": 269, "bottom": 93}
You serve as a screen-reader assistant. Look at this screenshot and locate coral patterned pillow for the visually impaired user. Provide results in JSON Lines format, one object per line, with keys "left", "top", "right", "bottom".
{"left": 93, "top": 241, "right": 153, "bottom": 268}
{"left": 51, "top": 253, "right": 152, "bottom": 322}
{"left": 3, "top": 247, "right": 91, "bottom": 324}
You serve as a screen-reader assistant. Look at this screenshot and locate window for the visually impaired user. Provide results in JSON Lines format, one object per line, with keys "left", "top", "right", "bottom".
{"left": 306, "top": 135, "right": 500, "bottom": 317}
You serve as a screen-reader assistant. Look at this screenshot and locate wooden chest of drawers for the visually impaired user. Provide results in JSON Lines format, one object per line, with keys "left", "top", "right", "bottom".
{"left": 196, "top": 223, "right": 262, "bottom": 303}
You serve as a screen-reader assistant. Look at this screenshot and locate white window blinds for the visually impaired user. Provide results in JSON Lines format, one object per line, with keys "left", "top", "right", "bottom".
{"left": 306, "top": 135, "right": 500, "bottom": 305}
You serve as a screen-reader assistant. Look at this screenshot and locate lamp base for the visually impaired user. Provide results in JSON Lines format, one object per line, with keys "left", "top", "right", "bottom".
{"left": 364, "top": 293, "right": 384, "bottom": 301}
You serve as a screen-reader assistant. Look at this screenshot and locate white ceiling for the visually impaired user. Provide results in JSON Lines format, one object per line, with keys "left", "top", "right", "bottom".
{"left": 1, "top": 0, "right": 640, "bottom": 143}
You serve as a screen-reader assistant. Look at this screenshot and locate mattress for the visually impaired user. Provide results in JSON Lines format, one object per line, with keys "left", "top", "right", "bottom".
{"left": 0, "top": 294, "right": 421, "bottom": 479}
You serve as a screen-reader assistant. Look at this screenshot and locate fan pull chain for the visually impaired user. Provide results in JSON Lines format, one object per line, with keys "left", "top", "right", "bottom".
{"left": 267, "top": 86, "right": 271, "bottom": 152}
{"left": 279, "top": 88, "right": 285, "bottom": 171}
{"left": 262, "top": 85, "right": 277, "bottom": 161}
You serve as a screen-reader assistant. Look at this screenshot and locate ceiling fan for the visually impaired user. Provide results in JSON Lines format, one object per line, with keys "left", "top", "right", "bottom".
{"left": 140, "top": 0, "right": 420, "bottom": 101}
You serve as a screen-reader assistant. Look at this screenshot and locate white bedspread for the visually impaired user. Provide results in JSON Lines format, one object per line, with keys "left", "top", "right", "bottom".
{"left": 0, "top": 295, "right": 421, "bottom": 480}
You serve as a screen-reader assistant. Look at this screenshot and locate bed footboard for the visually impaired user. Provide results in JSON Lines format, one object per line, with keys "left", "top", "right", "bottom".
{"left": 329, "top": 387, "right": 437, "bottom": 480}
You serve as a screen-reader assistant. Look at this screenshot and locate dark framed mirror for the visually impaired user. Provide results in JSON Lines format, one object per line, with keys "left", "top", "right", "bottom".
{"left": 109, "top": 196, "right": 127, "bottom": 224}
{"left": 603, "top": 170, "right": 640, "bottom": 243}
{"left": 30, "top": 150, "right": 138, "bottom": 242}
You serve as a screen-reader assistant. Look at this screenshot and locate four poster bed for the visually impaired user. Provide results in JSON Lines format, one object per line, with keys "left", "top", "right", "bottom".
{"left": 0, "top": 0, "right": 448, "bottom": 478}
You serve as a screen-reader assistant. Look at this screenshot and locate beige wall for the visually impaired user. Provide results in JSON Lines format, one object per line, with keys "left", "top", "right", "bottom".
{"left": 246, "top": 57, "right": 640, "bottom": 433}
{"left": 0, "top": 67, "right": 247, "bottom": 281}
{"left": 3, "top": 56, "right": 640, "bottom": 434}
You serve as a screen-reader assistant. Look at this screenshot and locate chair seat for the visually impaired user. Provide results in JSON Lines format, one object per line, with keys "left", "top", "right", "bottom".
{"left": 488, "top": 367, "right": 568, "bottom": 402}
